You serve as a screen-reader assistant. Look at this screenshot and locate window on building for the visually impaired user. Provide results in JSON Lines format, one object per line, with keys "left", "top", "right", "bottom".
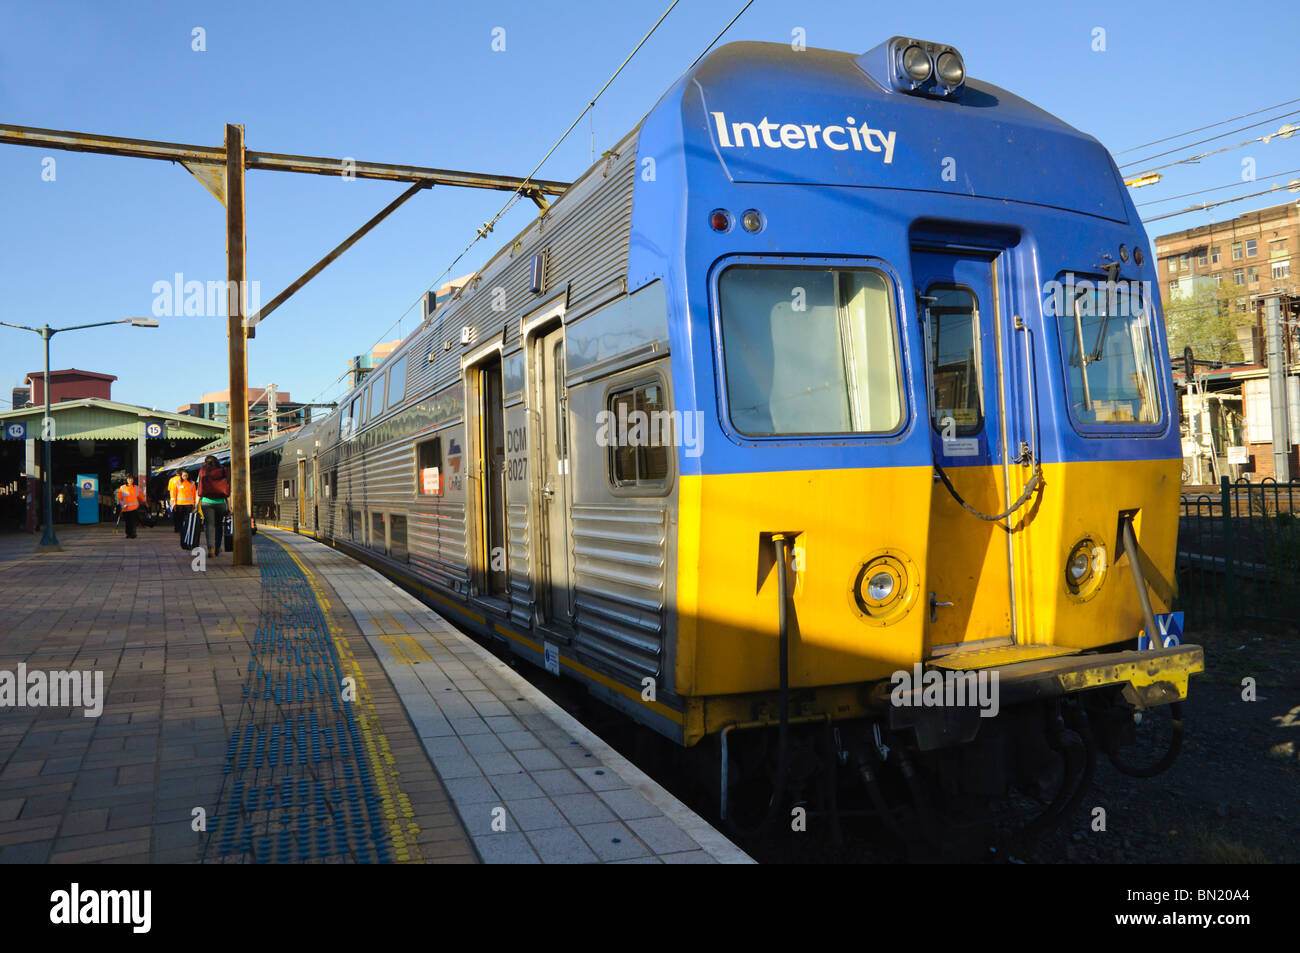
{"left": 1247, "top": 266, "right": 1258, "bottom": 284}
{"left": 386, "top": 355, "right": 407, "bottom": 409}
{"left": 717, "top": 265, "right": 903, "bottom": 436}
{"left": 1213, "top": 274, "right": 1223, "bottom": 287}
{"left": 1233, "top": 268, "right": 1245, "bottom": 285}
{"left": 1238, "top": 300, "right": 1248, "bottom": 313}
{"left": 1179, "top": 253, "right": 1189, "bottom": 271}
{"left": 1169, "top": 280, "right": 1179, "bottom": 295}
{"left": 1232, "top": 242, "right": 1243, "bottom": 260}
{"left": 1197, "top": 249, "right": 1207, "bottom": 266}
{"left": 415, "top": 436, "right": 442, "bottom": 495}
{"left": 1245, "top": 238, "right": 1257, "bottom": 257}
{"left": 1211, "top": 246, "right": 1221, "bottom": 264}
{"left": 1166, "top": 258, "right": 1177, "bottom": 275}
{"left": 1273, "top": 260, "right": 1291, "bottom": 279}
{"left": 608, "top": 381, "right": 671, "bottom": 486}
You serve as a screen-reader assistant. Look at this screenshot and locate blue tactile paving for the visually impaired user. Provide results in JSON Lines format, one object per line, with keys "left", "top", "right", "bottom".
{"left": 202, "top": 536, "right": 393, "bottom": 864}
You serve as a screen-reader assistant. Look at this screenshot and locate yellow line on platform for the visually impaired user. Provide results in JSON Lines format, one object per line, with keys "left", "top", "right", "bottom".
{"left": 264, "top": 533, "right": 425, "bottom": 864}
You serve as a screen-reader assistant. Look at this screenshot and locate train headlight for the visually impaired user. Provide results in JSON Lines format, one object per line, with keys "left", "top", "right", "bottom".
{"left": 867, "top": 571, "right": 895, "bottom": 602}
{"left": 1065, "top": 537, "right": 1106, "bottom": 601}
{"left": 849, "top": 551, "right": 919, "bottom": 625}
{"left": 934, "top": 50, "right": 964, "bottom": 87}
{"left": 741, "top": 209, "right": 764, "bottom": 233}
{"left": 901, "top": 45, "right": 932, "bottom": 83}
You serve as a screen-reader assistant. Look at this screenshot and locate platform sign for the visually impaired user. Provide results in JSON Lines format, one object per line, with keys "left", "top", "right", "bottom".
{"left": 4, "top": 422, "right": 25, "bottom": 439}
{"left": 543, "top": 642, "right": 560, "bottom": 676}
{"left": 1139, "top": 611, "right": 1184, "bottom": 650}
{"left": 77, "top": 473, "right": 99, "bottom": 524}
{"left": 1227, "top": 446, "right": 1249, "bottom": 465}
{"left": 145, "top": 422, "right": 163, "bottom": 438}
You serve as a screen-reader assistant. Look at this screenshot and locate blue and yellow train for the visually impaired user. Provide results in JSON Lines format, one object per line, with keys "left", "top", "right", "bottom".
{"left": 171, "top": 37, "right": 1204, "bottom": 841}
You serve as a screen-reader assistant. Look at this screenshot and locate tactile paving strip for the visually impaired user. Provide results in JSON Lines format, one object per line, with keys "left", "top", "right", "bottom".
{"left": 203, "top": 537, "right": 392, "bottom": 863}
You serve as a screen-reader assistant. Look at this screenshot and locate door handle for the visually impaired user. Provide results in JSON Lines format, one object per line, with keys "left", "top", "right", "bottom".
{"left": 541, "top": 485, "right": 555, "bottom": 500}
{"left": 929, "top": 591, "right": 954, "bottom": 622}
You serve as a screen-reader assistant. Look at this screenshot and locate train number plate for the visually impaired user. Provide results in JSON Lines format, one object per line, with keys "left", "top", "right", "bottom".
{"left": 544, "top": 642, "right": 561, "bottom": 676}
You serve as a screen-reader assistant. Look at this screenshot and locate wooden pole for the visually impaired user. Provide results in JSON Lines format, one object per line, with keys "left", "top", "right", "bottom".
{"left": 225, "top": 123, "right": 252, "bottom": 565}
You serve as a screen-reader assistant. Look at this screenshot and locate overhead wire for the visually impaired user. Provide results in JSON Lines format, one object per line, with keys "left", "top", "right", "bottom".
{"left": 1116, "top": 97, "right": 1300, "bottom": 156}
{"left": 303, "top": 0, "right": 698, "bottom": 412}
{"left": 1135, "top": 166, "right": 1300, "bottom": 206}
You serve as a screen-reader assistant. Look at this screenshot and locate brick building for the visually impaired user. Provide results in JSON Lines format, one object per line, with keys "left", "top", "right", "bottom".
{"left": 1156, "top": 200, "right": 1300, "bottom": 482}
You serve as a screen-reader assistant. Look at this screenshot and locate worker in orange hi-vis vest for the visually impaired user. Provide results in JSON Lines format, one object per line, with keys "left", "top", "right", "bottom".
{"left": 116, "top": 478, "right": 143, "bottom": 539}
{"left": 171, "top": 470, "right": 197, "bottom": 534}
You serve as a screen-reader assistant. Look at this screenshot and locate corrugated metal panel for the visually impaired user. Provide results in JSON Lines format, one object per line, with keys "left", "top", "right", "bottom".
{"left": 506, "top": 501, "right": 532, "bottom": 628}
{"left": 570, "top": 502, "right": 666, "bottom": 682}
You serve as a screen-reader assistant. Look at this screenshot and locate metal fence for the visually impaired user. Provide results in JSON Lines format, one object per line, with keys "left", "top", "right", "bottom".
{"left": 1177, "top": 477, "right": 1300, "bottom": 627}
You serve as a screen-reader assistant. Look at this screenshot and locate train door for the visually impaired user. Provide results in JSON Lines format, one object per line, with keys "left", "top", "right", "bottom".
{"left": 296, "top": 458, "right": 307, "bottom": 529}
{"left": 476, "top": 359, "right": 509, "bottom": 597}
{"left": 912, "top": 247, "right": 1019, "bottom": 654}
{"left": 536, "top": 325, "right": 574, "bottom": 629}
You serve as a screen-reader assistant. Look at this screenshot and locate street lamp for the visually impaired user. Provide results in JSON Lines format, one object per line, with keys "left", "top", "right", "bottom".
{"left": 0, "top": 317, "right": 158, "bottom": 551}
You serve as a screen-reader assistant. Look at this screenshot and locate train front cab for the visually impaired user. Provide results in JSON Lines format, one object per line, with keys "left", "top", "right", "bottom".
{"left": 639, "top": 40, "right": 1205, "bottom": 823}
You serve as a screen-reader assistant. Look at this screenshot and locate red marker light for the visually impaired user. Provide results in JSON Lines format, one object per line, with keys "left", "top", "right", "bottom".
{"left": 710, "top": 209, "right": 731, "bottom": 232}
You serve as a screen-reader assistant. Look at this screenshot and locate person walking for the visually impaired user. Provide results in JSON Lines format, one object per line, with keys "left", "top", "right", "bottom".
{"left": 115, "top": 477, "right": 143, "bottom": 539}
{"left": 172, "top": 469, "right": 197, "bottom": 534}
{"left": 166, "top": 470, "right": 180, "bottom": 526}
{"left": 196, "top": 455, "right": 230, "bottom": 557}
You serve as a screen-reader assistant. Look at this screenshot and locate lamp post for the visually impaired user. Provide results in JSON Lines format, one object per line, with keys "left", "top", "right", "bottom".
{"left": 0, "top": 317, "right": 158, "bottom": 551}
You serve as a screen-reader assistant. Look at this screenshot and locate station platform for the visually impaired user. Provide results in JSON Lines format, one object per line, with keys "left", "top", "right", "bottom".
{"left": 0, "top": 523, "right": 749, "bottom": 864}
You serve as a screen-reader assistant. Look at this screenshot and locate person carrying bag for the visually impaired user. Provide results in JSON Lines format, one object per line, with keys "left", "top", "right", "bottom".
{"left": 196, "top": 455, "right": 230, "bottom": 558}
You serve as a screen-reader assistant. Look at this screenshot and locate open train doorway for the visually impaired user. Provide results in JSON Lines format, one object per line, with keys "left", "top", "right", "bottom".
{"left": 470, "top": 355, "right": 509, "bottom": 599}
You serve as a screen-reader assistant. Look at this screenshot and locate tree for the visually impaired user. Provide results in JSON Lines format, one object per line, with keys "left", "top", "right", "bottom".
{"left": 1163, "top": 280, "right": 1253, "bottom": 362}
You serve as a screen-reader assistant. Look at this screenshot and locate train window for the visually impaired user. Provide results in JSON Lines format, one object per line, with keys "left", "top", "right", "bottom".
{"left": 371, "top": 512, "right": 386, "bottom": 552}
{"left": 924, "top": 285, "right": 983, "bottom": 437}
{"left": 349, "top": 394, "right": 364, "bottom": 430}
{"left": 608, "top": 381, "right": 670, "bottom": 486}
{"left": 415, "top": 437, "right": 442, "bottom": 495}
{"left": 386, "top": 356, "right": 407, "bottom": 409}
{"left": 369, "top": 375, "right": 385, "bottom": 419}
{"left": 717, "top": 265, "right": 902, "bottom": 435}
{"left": 282, "top": 480, "right": 290, "bottom": 499}
{"left": 1058, "top": 276, "right": 1161, "bottom": 427}
{"left": 350, "top": 508, "right": 362, "bottom": 542}
{"left": 390, "top": 514, "right": 408, "bottom": 562}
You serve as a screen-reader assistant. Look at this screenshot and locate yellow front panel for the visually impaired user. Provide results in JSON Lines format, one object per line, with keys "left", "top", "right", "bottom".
{"left": 1017, "top": 457, "right": 1181, "bottom": 648}
{"left": 675, "top": 456, "right": 1181, "bottom": 701}
{"left": 676, "top": 467, "right": 933, "bottom": 697}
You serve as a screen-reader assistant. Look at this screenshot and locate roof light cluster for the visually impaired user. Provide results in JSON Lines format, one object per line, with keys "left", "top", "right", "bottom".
{"left": 857, "top": 36, "right": 967, "bottom": 99}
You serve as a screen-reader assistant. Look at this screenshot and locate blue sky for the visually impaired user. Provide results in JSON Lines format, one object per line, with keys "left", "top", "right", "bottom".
{"left": 2, "top": 0, "right": 1298, "bottom": 414}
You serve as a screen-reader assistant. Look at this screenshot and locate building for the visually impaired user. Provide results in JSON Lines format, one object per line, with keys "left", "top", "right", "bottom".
{"left": 176, "top": 386, "right": 309, "bottom": 438}
{"left": 347, "top": 340, "right": 402, "bottom": 390}
{"left": 1156, "top": 201, "right": 1300, "bottom": 482}
{"left": 26, "top": 368, "right": 117, "bottom": 405}
{"left": 10, "top": 385, "right": 30, "bottom": 409}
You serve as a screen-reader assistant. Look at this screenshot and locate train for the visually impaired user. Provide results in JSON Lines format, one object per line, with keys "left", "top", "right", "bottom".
{"left": 160, "top": 37, "right": 1204, "bottom": 848}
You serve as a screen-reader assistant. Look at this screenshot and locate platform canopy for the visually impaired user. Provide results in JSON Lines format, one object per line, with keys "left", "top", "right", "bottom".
{"left": 0, "top": 398, "right": 228, "bottom": 442}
